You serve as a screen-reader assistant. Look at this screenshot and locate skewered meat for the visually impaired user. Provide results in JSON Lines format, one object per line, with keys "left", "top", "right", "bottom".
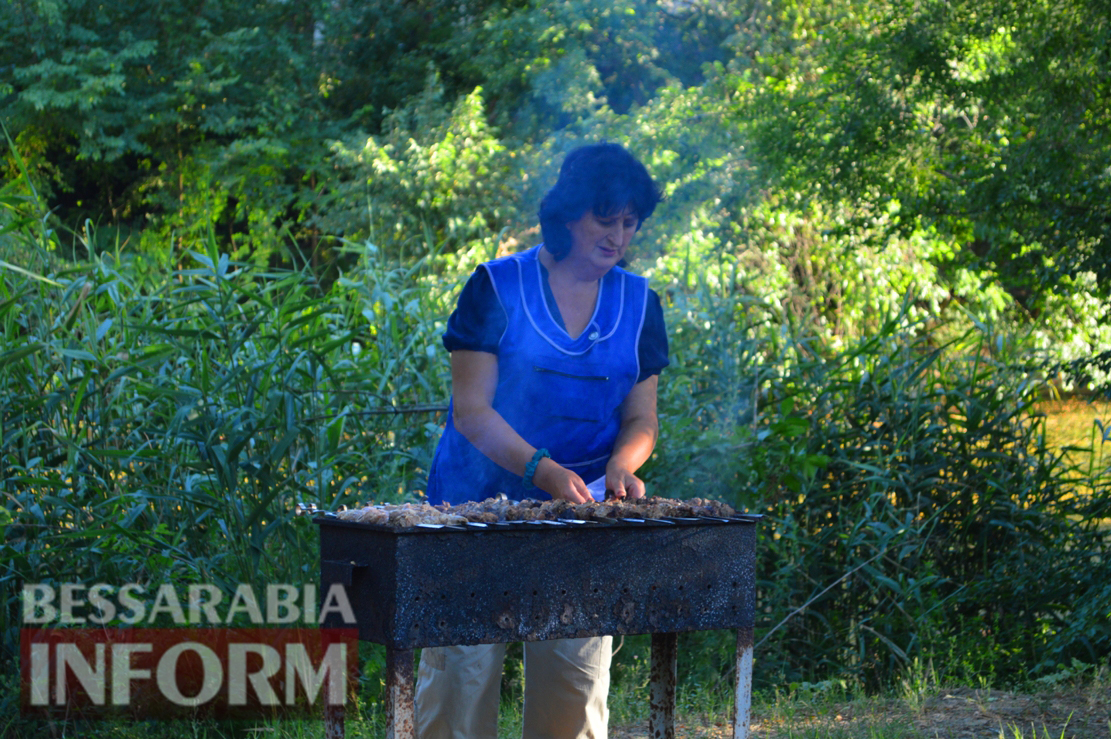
{"left": 335, "top": 494, "right": 738, "bottom": 528}
{"left": 342, "top": 502, "right": 467, "bottom": 527}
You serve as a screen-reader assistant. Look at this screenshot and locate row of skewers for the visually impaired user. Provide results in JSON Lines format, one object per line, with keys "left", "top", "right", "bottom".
{"left": 333, "top": 494, "right": 738, "bottom": 528}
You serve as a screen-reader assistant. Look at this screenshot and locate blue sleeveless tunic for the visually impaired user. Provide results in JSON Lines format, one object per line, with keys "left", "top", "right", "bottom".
{"left": 427, "top": 245, "right": 650, "bottom": 505}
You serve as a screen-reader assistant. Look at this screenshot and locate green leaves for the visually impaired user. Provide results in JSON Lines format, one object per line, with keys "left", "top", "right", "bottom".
{"left": 2, "top": 0, "right": 1110, "bottom": 699}
{"left": 731, "top": 0, "right": 1111, "bottom": 304}
{"left": 0, "top": 230, "right": 458, "bottom": 668}
{"left": 646, "top": 280, "right": 1111, "bottom": 686}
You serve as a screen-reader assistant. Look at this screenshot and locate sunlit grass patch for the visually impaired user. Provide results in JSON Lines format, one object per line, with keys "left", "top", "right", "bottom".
{"left": 1036, "top": 398, "right": 1111, "bottom": 474}
{"left": 1035, "top": 399, "right": 1111, "bottom": 522}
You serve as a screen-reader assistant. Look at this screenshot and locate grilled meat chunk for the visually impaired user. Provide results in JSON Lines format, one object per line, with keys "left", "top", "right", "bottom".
{"left": 335, "top": 494, "right": 740, "bottom": 528}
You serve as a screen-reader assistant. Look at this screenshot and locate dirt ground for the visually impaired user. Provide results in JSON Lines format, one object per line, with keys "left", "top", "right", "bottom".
{"left": 611, "top": 685, "right": 1111, "bottom": 738}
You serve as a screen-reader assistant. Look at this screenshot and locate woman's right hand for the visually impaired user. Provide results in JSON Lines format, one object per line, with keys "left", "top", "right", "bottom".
{"left": 532, "top": 458, "right": 593, "bottom": 503}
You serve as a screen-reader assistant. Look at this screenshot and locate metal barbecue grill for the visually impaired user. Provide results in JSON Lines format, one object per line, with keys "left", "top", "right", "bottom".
{"left": 313, "top": 511, "right": 762, "bottom": 739}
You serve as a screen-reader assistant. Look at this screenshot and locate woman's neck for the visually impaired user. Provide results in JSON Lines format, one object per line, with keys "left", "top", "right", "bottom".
{"left": 538, "top": 246, "right": 601, "bottom": 339}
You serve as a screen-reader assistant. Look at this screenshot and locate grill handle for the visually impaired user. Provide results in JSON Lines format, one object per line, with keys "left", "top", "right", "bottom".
{"left": 321, "top": 559, "right": 366, "bottom": 586}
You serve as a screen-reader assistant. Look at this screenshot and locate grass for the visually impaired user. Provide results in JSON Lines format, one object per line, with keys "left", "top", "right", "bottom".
{"left": 10, "top": 688, "right": 1107, "bottom": 739}
{"left": 1036, "top": 398, "right": 1111, "bottom": 476}
{"left": 1036, "top": 399, "right": 1111, "bottom": 533}
{"left": 446, "top": 657, "right": 1111, "bottom": 739}
{"left": 8, "top": 654, "right": 1106, "bottom": 738}
{"left": 608, "top": 661, "right": 1110, "bottom": 739}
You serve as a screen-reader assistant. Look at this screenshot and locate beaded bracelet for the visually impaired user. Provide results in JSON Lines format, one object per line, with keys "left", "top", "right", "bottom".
{"left": 523, "top": 448, "right": 551, "bottom": 488}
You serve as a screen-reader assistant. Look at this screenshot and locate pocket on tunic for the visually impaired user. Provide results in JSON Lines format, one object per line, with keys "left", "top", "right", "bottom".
{"left": 527, "top": 364, "right": 610, "bottom": 424}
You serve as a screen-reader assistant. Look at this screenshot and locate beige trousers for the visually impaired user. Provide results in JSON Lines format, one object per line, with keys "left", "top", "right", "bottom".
{"left": 414, "top": 636, "right": 613, "bottom": 739}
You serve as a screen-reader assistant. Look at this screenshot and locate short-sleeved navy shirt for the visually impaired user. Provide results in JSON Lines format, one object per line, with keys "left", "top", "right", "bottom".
{"left": 443, "top": 265, "right": 669, "bottom": 382}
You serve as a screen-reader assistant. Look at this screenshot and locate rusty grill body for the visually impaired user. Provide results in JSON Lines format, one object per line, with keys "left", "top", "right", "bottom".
{"left": 317, "top": 515, "right": 759, "bottom": 647}
{"left": 314, "top": 514, "right": 761, "bottom": 739}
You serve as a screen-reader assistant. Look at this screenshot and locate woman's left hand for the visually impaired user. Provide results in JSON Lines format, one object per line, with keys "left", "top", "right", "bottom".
{"left": 605, "top": 461, "right": 646, "bottom": 500}
{"left": 603, "top": 376, "right": 658, "bottom": 500}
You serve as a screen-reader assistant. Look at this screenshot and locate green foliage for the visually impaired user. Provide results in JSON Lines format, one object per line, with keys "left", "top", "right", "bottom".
{"left": 0, "top": 232, "right": 456, "bottom": 661}
{"left": 318, "top": 0, "right": 723, "bottom": 135}
{"left": 7, "top": 223, "right": 1108, "bottom": 697}
{"left": 3, "top": 0, "right": 1110, "bottom": 390}
{"left": 650, "top": 289, "right": 1111, "bottom": 686}
{"left": 0, "top": 0, "right": 334, "bottom": 265}
{"left": 731, "top": 0, "right": 1111, "bottom": 304}
{"left": 325, "top": 77, "right": 513, "bottom": 262}
{"left": 3, "top": 0, "right": 1111, "bottom": 720}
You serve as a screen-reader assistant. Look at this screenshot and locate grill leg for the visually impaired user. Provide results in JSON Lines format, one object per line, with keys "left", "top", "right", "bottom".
{"left": 386, "top": 647, "right": 416, "bottom": 739}
{"left": 649, "top": 632, "right": 678, "bottom": 739}
{"left": 325, "top": 702, "right": 345, "bottom": 739}
{"left": 733, "top": 627, "right": 754, "bottom": 739}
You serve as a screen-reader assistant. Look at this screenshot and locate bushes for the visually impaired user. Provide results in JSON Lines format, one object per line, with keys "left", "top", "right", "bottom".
{"left": 653, "top": 285, "right": 1111, "bottom": 687}
{"left": 0, "top": 237, "right": 456, "bottom": 659}
{"left": 2, "top": 233, "right": 1108, "bottom": 696}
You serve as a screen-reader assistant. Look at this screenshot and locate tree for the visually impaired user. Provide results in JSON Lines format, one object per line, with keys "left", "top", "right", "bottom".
{"left": 728, "top": 0, "right": 1111, "bottom": 305}
{"left": 0, "top": 0, "right": 332, "bottom": 262}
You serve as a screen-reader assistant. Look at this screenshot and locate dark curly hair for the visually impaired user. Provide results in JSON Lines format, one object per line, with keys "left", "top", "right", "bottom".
{"left": 539, "top": 143, "right": 663, "bottom": 261}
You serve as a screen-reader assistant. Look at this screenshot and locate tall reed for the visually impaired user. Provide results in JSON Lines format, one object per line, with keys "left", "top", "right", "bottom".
{"left": 2, "top": 224, "right": 1108, "bottom": 707}
{"left": 0, "top": 233, "right": 457, "bottom": 663}
{"left": 652, "top": 280, "right": 1111, "bottom": 688}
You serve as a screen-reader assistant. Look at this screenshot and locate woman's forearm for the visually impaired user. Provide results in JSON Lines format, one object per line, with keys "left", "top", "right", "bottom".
{"left": 603, "top": 375, "right": 660, "bottom": 499}
{"left": 450, "top": 350, "right": 592, "bottom": 502}
{"left": 606, "top": 413, "right": 658, "bottom": 474}
{"left": 452, "top": 404, "right": 536, "bottom": 478}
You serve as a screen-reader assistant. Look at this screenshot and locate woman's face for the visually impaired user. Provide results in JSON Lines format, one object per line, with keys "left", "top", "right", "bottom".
{"left": 565, "top": 206, "right": 639, "bottom": 273}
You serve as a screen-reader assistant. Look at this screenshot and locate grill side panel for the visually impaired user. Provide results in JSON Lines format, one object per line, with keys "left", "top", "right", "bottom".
{"left": 319, "top": 526, "right": 398, "bottom": 643}
{"left": 318, "top": 520, "right": 757, "bottom": 650}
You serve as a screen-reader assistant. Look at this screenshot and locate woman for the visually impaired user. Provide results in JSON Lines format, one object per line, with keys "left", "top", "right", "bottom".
{"left": 418, "top": 143, "right": 668, "bottom": 739}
